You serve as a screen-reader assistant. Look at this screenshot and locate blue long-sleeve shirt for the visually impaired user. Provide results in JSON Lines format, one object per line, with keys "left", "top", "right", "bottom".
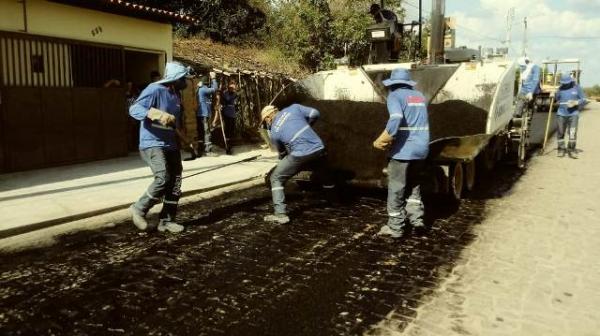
{"left": 129, "top": 83, "right": 182, "bottom": 150}
{"left": 221, "top": 90, "right": 237, "bottom": 118}
{"left": 197, "top": 79, "right": 218, "bottom": 117}
{"left": 519, "top": 63, "right": 541, "bottom": 95}
{"left": 269, "top": 104, "right": 324, "bottom": 158}
{"left": 385, "top": 88, "right": 430, "bottom": 160}
{"left": 556, "top": 83, "right": 586, "bottom": 117}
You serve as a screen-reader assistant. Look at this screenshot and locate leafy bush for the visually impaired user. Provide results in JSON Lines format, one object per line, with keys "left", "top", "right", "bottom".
{"left": 584, "top": 85, "right": 600, "bottom": 98}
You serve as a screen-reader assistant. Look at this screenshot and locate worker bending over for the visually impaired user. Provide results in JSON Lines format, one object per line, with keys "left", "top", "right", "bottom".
{"left": 514, "top": 56, "right": 541, "bottom": 118}
{"left": 373, "top": 68, "right": 430, "bottom": 238}
{"left": 261, "top": 104, "right": 335, "bottom": 224}
{"left": 554, "top": 73, "right": 586, "bottom": 159}
{"left": 128, "top": 62, "right": 189, "bottom": 233}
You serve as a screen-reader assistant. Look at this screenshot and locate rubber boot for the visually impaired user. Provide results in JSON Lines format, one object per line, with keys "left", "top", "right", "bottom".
{"left": 567, "top": 143, "right": 578, "bottom": 159}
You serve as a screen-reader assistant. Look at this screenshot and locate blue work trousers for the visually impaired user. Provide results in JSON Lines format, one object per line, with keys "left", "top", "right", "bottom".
{"left": 197, "top": 116, "right": 212, "bottom": 153}
{"left": 270, "top": 149, "right": 333, "bottom": 214}
{"left": 387, "top": 159, "right": 425, "bottom": 231}
{"left": 134, "top": 147, "right": 183, "bottom": 221}
{"left": 556, "top": 115, "right": 579, "bottom": 151}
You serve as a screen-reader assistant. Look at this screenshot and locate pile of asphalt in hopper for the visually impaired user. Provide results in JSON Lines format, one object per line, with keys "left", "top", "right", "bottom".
{"left": 307, "top": 99, "right": 389, "bottom": 180}
{"left": 428, "top": 100, "right": 488, "bottom": 141}
{"left": 270, "top": 84, "right": 489, "bottom": 179}
{"left": 271, "top": 84, "right": 390, "bottom": 180}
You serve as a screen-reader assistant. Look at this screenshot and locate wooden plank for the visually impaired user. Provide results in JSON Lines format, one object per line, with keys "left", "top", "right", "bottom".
{"left": 2, "top": 87, "right": 45, "bottom": 171}
{"left": 57, "top": 43, "right": 64, "bottom": 87}
{"left": 11, "top": 39, "right": 18, "bottom": 86}
{"left": 42, "top": 41, "right": 48, "bottom": 86}
{"left": 72, "top": 88, "right": 103, "bottom": 160}
{"left": 41, "top": 88, "right": 74, "bottom": 164}
{"left": 25, "top": 39, "right": 33, "bottom": 87}
{"left": 49, "top": 42, "right": 56, "bottom": 87}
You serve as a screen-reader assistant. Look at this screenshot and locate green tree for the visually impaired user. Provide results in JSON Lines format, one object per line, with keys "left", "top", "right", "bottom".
{"left": 584, "top": 85, "right": 600, "bottom": 98}
{"left": 136, "top": 0, "right": 267, "bottom": 42}
{"left": 266, "top": 0, "right": 335, "bottom": 71}
{"left": 266, "top": 0, "right": 409, "bottom": 70}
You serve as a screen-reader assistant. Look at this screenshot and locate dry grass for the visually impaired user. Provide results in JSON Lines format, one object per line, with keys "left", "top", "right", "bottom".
{"left": 174, "top": 37, "right": 308, "bottom": 78}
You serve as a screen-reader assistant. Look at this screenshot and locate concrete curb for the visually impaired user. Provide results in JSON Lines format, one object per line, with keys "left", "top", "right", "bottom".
{"left": 0, "top": 176, "right": 267, "bottom": 252}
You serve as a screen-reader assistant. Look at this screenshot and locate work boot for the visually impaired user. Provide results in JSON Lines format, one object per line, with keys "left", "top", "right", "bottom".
{"left": 184, "top": 152, "right": 197, "bottom": 161}
{"left": 567, "top": 149, "right": 578, "bottom": 159}
{"left": 376, "top": 225, "right": 403, "bottom": 238}
{"left": 264, "top": 213, "right": 290, "bottom": 224}
{"left": 557, "top": 148, "right": 566, "bottom": 158}
{"left": 204, "top": 151, "right": 219, "bottom": 157}
{"left": 130, "top": 205, "right": 148, "bottom": 231}
{"left": 157, "top": 219, "right": 185, "bottom": 233}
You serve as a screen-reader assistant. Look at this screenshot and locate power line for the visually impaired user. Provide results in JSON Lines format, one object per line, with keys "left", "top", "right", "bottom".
{"left": 531, "top": 35, "right": 600, "bottom": 40}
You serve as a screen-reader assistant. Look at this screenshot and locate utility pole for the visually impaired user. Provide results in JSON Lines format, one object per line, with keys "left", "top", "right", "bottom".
{"left": 504, "top": 8, "right": 514, "bottom": 50}
{"left": 521, "top": 16, "right": 528, "bottom": 57}
{"left": 418, "top": 0, "right": 422, "bottom": 59}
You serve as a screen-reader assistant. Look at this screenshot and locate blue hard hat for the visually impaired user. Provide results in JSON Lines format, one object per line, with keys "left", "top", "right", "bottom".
{"left": 559, "top": 73, "right": 574, "bottom": 85}
{"left": 382, "top": 68, "right": 417, "bottom": 87}
{"left": 155, "top": 62, "right": 190, "bottom": 84}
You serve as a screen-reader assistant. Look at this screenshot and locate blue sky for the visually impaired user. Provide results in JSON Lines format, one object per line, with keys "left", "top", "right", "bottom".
{"left": 402, "top": 0, "right": 600, "bottom": 86}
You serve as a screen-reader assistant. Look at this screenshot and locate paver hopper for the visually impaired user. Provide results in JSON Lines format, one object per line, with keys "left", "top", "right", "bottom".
{"left": 271, "top": 59, "right": 517, "bottom": 198}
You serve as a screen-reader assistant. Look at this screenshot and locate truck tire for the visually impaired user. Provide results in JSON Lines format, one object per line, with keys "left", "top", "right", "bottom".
{"left": 463, "top": 160, "right": 476, "bottom": 192}
{"left": 479, "top": 144, "right": 497, "bottom": 172}
{"left": 449, "top": 162, "right": 463, "bottom": 201}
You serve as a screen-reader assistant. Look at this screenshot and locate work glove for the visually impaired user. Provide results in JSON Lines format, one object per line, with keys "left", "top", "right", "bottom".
{"left": 567, "top": 100, "right": 579, "bottom": 108}
{"left": 209, "top": 71, "right": 216, "bottom": 79}
{"left": 147, "top": 107, "right": 176, "bottom": 127}
{"left": 373, "top": 130, "right": 394, "bottom": 151}
{"left": 525, "top": 92, "right": 533, "bottom": 101}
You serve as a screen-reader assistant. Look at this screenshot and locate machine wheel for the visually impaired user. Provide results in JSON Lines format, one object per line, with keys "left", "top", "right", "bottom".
{"left": 463, "top": 160, "right": 476, "bottom": 192}
{"left": 517, "top": 139, "right": 527, "bottom": 169}
{"left": 449, "top": 162, "right": 463, "bottom": 201}
{"left": 517, "top": 107, "right": 531, "bottom": 169}
{"left": 480, "top": 144, "right": 497, "bottom": 171}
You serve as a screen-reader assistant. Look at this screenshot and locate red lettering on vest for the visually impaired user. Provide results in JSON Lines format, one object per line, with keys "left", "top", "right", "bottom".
{"left": 407, "top": 96, "right": 425, "bottom": 104}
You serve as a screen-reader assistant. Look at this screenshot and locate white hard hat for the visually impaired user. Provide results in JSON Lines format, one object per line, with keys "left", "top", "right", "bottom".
{"left": 517, "top": 56, "right": 530, "bottom": 66}
{"left": 261, "top": 105, "right": 279, "bottom": 122}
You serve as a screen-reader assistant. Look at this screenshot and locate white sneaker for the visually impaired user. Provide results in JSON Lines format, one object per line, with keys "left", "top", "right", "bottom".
{"left": 264, "top": 214, "right": 290, "bottom": 224}
{"left": 376, "top": 225, "right": 403, "bottom": 238}
{"left": 130, "top": 205, "right": 148, "bottom": 231}
{"left": 158, "top": 219, "right": 184, "bottom": 233}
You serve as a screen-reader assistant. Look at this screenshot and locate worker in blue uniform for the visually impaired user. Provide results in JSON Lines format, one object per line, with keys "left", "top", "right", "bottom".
{"left": 261, "top": 104, "right": 335, "bottom": 224}
{"left": 194, "top": 72, "right": 218, "bottom": 158}
{"left": 373, "top": 68, "right": 430, "bottom": 238}
{"left": 514, "top": 56, "right": 541, "bottom": 118}
{"left": 220, "top": 80, "right": 238, "bottom": 155}
{"left": 128, "top": 62, "right": 189, "bottom": 233}
{"left": 554, "top": 73, "right": 586, "bottom": 159}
